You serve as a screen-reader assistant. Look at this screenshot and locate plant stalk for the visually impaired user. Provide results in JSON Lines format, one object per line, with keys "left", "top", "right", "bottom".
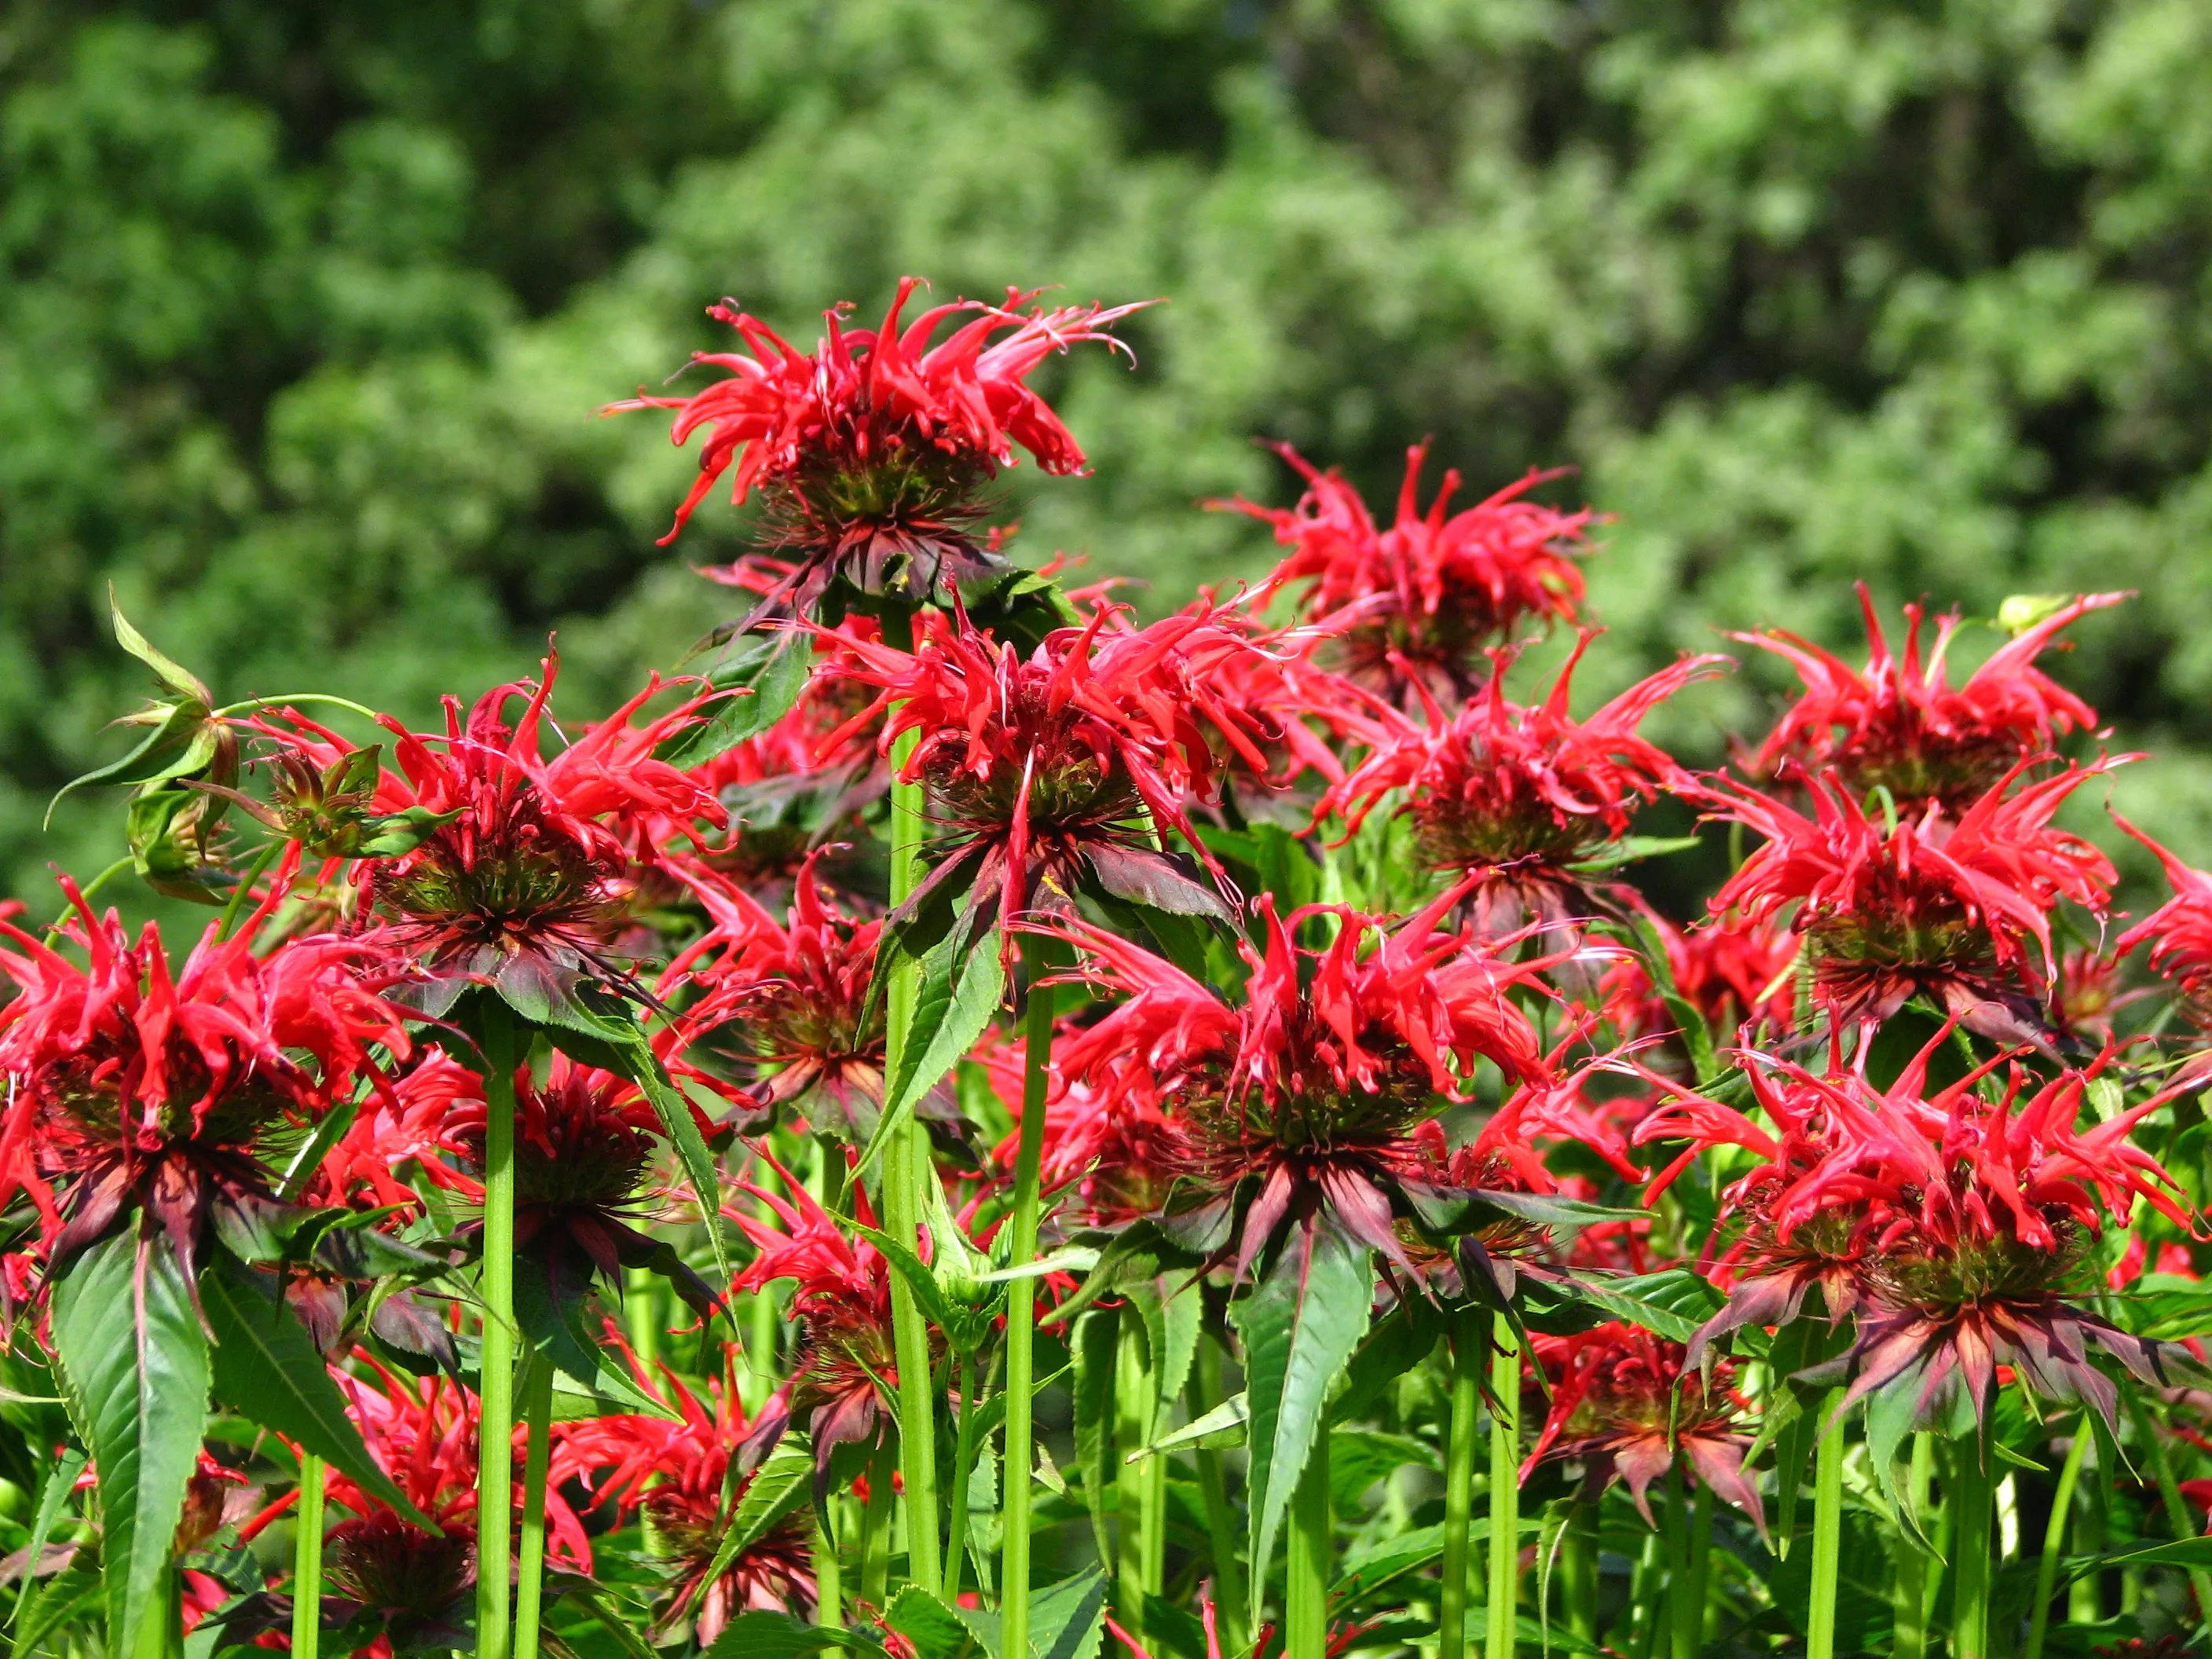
{"left": 1440, "top": 1313, "right": 1481, "bottom": 1659}
{"left": 1664, "top": 1463, "right": 1693, "bottom": 1659}
{"left": 1951, "top": 1428, "right": 1993, "bottom": 1659}
{"left": 475, "top": 1002, "right": 520, "bottom": 1659}
{"left": 1562, "top": 1498, "right": 1598, "bottom": 1646}
{"left": 2127, "top": 1393, "right": 2212, "bottom": 1634}
{"left": 1115, "top": 1305, "right": 1163, "bottom": 1645}
{"left": 879, "top": 610, "right": 943, "bottom": 1595}
{"left": 1002, "top": 939, "right": 1055, "bottom": 1659}
{"left": 1807, "top": 1389, "right": 1846, "bottom": 1659}
{"left": 1487, "top": 1318, "right": 1522, "bottom": 1659}
{"left": 815, "top": 1500, "right": 843, "bottom": 1630}
{"left": 945, "top": 1351, "right": 980, "bottom": 1601}
{"left": 1192, "top": 1334, "right": 1249, "bottom": 1658}
{"left": 513, "top": 1354, "right": 555, "bottom": 1659}
{"left": 1895, "top": 1432, "right": 1932, "bottom": 1659}
{"left": 290, "top": 1455, "right": 324, "bottom": 1659}
{"left": 859, "top": 1439, "right": 895, "bottom": 1613}
{"left": 622, "top": 1265, "right": 660, "bottom": 1371}
{"left": 2023, "top": 1419, "right": 2090, "bottom": 1659}
{"left": 1286, "top": 1430, "right": 1331, "bottom": 1659}
{"left": 1688, "top": 1474, "right": 1712, "bottom": 1651}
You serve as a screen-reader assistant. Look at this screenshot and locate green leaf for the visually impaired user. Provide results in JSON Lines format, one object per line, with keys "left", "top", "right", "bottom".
{"left": 2066, "top": 1536, "right": 2212, "bottom": 1579}
{"left": 110, "top": 591, "right": 211, "bottom": 705}
{"left": 701, "top": 1610, "right": 874, "bottom": 1659}
{"left": 656, "top": 632, "right": 815, "bottom": 770}
{"left": 1334, "top": 1525, "right": 1446, "bottom": 1604}
{"left": 1565, "top": 835, "right": 1704, "bottom": 873}
{"left": 1070, "top": 1309, "right": 1119, "bottom": 1565}
{"left": 10, "top": 1569, "right": 101, "bottom": 1659}
{"left": 355, "top": 804, "right": 463, "bottom": 858}
{"left": 200, "top": 1251, "right": 434, "bottom": 1529}
{"left": 884, "top": 1586, "right": 975, "bottom": 1659}
{"left": 848, "top": 1221, "right": 967, "bottom": 1341}
{"left": 1027, "top": 1566, "right": 1110, "bottom": 1659}
{"left": 1129, "top": 1392, "right": 1247, "bottom": 1460}
{"left": 511, "top": 1269, "right": 679, "bottom": 1420}
{"left": 1619, "top": 912, "right": 1721, "bottom": 1084}
{"left": 9, "top": 1448, "right": 86, "bottom": 1632}
{"left": 49, "top": 1228, "right": 211, "bottom": 1659}
{"left": 858, "top": 929, "right": 1004, "bottom": 1184}
{"left": 694, "top": 1434, "right": 813, "bottom": 1599}
{"left": 45, "top": 701, "right": 213, "bottom": 826}
{"left": 1232, "top": 1213, "right": 1375, "bottom": 1627}
{"left": 1551, "top": 1269, "right": 1725, "bottom": 1344}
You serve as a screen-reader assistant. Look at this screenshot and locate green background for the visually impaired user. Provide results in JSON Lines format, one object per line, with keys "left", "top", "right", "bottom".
{"left": 5, "top": 0, "right": 2207, "bottom": 909}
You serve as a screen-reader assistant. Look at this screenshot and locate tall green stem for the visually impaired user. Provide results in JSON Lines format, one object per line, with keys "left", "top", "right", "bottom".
{"left": 1807, "top": 1390, "right": 1846, "bottom": 1659}
{"left": 2024, "top": 1419, "right": 2090, "bottom": 1659}
{"left": 944, "top": 1352, "right": 980, "bottom": 1601}
{"left": 475, "top": 1003, "right": 520, "bottom": 1659}
{"left": 622, "top": 1265, "right": 660, "bottom": 1371}
{"left": 290, "top": 1455, "right": 324, "bottom": 1659}
{"left": 1192, "top": 1335, "right": 1248, "bottom": 1657}
{"left": 815, "top": 1501, "right": 844, "bottom": 1630}
{"left": 1487, "top": 1320, "right": 1522, "bottom": 1659}
{"left": 512, "top": 1355, "right": 554, "bottom": 1659}
{"left": 1687, "top": 1474, "right": 1712, "bottom": 1652}
{"left": 880, "top": 611, "right": 942, "bottom": 1595}
{"left": 1286, "top": 1431, "right": 1331, "bottom": 1659}
{"left": 859, "top": 1441, "right": 895, "bottom": 1612}
{"left": 1002, "top": 941, "right": 1054, "bottom": 1659}
{"left": 1562, "top": 1500, "right": 1599, "bottom": 1646}
{"left": 2127, "top": 1393, "right": 2212, "bottom": 1630}
{"left": 1664, "top": 1463, "right": 1693, "bottom": 1659}
{"left": 1115, "top": 1306, "right": 1163, "bottom": 1646}
{"left": 1951, "top": 1429, "right": 1993, "bottom": 1659}
{"left": 1896, "top": 1433, "right": 1933, "bottom": 1659}
{"left": 1440, "top": 1313, "right": 1481, "bottom": 1659}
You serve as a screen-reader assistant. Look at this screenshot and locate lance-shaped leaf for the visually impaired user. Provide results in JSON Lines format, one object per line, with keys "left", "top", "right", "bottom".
{"left": 855, "top": 928, "right": 1003, "bottom": 1183}
{"left": 1546, "top": 1268, "right": 1727, "bottom": 1345}
{"left": 657, "top": 632, "right": 814, "bottom": 771}
{"left": 9, "top": 1448, "right": 86, "bottom": 1632}
{"left": 884, "top": 1587, "right": 975, "bottom": 1659}
{"left": 200, "top": 1251, "right": 434, "bottom": 1528}
{"left": 1232, "top": 1211, "right": 1375, "bottom": 1626}
{"left": 1070, "top": 1310, "right": 1119, "bottom": 1565}
{"left": 49, "top": 1227, "right": 211, "bottom": 1659}
{"left": 511, "top": 1270, "right": 679, "bottom": 1420}
{"left": 701, "top": 1610, "right": 875, "bottom": 1659}
{"left": 694, "top": 1434, "right": 814, "bottom": 1609}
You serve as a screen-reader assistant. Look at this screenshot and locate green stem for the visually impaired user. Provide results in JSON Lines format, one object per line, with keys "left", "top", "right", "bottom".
{"left": 623, "top": 1265, "right": 660, "bottom": 1371}
{"left": 944, "top": 1351, "right": 980, "bottom": 1602}
{"left": 1487, "top": 1319, "right": 1522, "bottom": 1659}
{"left": 1896, "top": 1433, "right": 1933, "bottom": 1659}
{"left": 859, "top": 1440, "right": 895, "bottom": 1613}
{"left": 290, "top": 1456, "right": 324, "bottom": 1659}
{"left": 2127, "top": 1392, "right": 2212, "bottom": 1632}
{"left": 1952, "top": 1426, "right": 1993, "bottom": 1659}
{"left": 475, "top": 1003, "right": 520, "bottom": 1659}
{"left": 1628, "top": 1533, "right": 1662, "bottom": 1659}
{"left": 1562, "top": 1499, "right": 1598, "bottom": 1646}
{"left": 1192, "top": 1335, "right": 1249, "bottom": 1657}
{"left": 879, "top": 607, "right": 943, "bottom": 1595}
{"left": 1115, "top": 1306, "right": 1162, "bottom": 1645}
{"left": 2067, "top": 1435, "right": 2103, "bottom": 1624}
{"left": 1002, "top": 941, "right": 1054, "bottom": 1659}
{"left": 815, "top": 1500, "right": 844, "bottom": 1630}
{"left": 2023, "top": 1419, "right": 2090, "bottom": 1659}
{"left": 745, "top": 1280, "right": 780, "bottom": 1415}
{"left": 213, "top": 693, "right": 384, "bottom": 723}
{"left": 1688, "top": 1474, "right": 1712, "bottom": 1651}
{"left": 1664, "top": 1463, "right": 1693, "bottom": 1659}
{"left": 1286, "top": 1430, "right": 1331, "bottom": 1659}
{"left": 1440, "top": 1313, "right": 1481, "bottom": 1659}
{"left": 215, "top": 840, "right": 283, "bottom": 943}
{"left": 1807, "top": 1390, "right": 1846, "bottom": 1659}
{"left": 512, "top": 1355, "right": 554, "bottom": 1659}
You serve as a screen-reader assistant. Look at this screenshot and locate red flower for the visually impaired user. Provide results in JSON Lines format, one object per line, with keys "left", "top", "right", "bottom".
{"left": 1738, "top": 585, "right": 2126, "bottom": 807}
{"left": 0, "top": 871, "right": 413, "bottom": 1268}
{"left": 1050, "top": 884, "right": 1553, "bottom": 1277}
{"left": 1220, "top": 442, "right": 1595, "bottom": 705}
{"left": 668, "top": 855, "right": 886, "bottom": 1140}
{"left": 827, "top": 605, "right": 1298, "bottom": 954}
{"left": 1523, "top": 1321, "right": 1765, "bottom": 1536}
{"left": 2115, "top": 815, "right": 2212, "bottom": 1028}
{"left": 269, "top": 660, "right": 721, "bottom": 1014}
{"left": 1599, "top": 910, "right": 1799, "bottom": 1045}
{"left": 1323, "top": 635, "right": 1726, "bottom": 943}
{"left": 1701, "top": 763, "right": 2119, "bottom": 1041}
{"left": 609, "top": 279, "right": 1148, "bottom": 610}
{"left": 322, "top": 1359, "right": 589, "bottom": 1632}
{"left": 553, "top": 1346, "right": 814, "bottom": 1639}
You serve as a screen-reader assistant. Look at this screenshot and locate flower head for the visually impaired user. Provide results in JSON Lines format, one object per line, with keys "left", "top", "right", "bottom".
{"left": 610, "top": 280, "right": 1148, "bottom": 612}
{"left": 1324, "top": 636, "right": 1725, "bottom": 942}
{"left": 1701, "top": 764, "right": 2119, "bottom": 1040}
{"left": 1738, "top": 586, "right": 2126, "bottom": 808}
{"left": 0, "top": 875, "right": 412, "bottom": 1269}
{"left": 554, "top": 1346, "right": 813, "bottom": 1639}
{"left": 1221, "top": 442, "right": 1595, "bottom": 705}
{"left": 1524, "top": 1321, "right": 1765, "bottom": 1535}
{"left": 2115, "top": 816, "right": 2212, "bottom": 1029}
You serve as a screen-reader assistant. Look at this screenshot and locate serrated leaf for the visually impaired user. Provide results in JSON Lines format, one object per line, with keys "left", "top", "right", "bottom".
{"left": 201, "top": 1251, "right": 433, "bottom": 1529}
{"left": 9, "top": 1448, "right": 86, "bottom": 1632}
{"left": 694, "top": 1434, "right": 813, "bottom": 1601}
{"left": 49, "top": 1228, "right": 211, "bottom": 1659}
{"left": 656, "top": 632, "right": 814, "bottom": 770}
{"left": 1028, "top": 1566, "right": 1110, "bottom": 1659}
{"left": 701, "top": 1610, "right": 874, "bottom": 1659}
{"left": 1551, "top": 1269, "right": 1725, "bottom": 1344}
{"left": 1071, "top": 1310, "right": 1118, "bottom": 1564}
{"left": 1232, "top": 1213, "right": 1375, "bottom": 1628}
{"left": 884, "top": 1587, "right": 974, "bottom": 1659}
{"left": 857, "top": 929, "right": 1003, "bottom": 1183}
{"left": 511, "top": 1269, "right": 678, "bottom": 1421}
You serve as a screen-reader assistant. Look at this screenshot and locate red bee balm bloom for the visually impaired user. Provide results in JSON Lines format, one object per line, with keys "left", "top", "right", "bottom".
{"left": 1702, "top": 763, "right": 2119, "bottom": 1040}
{"left": 554, "top": 1349, "right": 814, "bottom": 1639}
{"left": 1222, "top": 442, "right": 1595, "bottom": 704}
{"left": 829, "top": 606, "right": 1298, "bottom": 951}
{"left": 1738, "top": 585, "right": 2126, "bottom": 807}
{"left": 0, "top": 876, "right": 412, "bottom": 1269}
{"left": 610, "top": 279, "right": 1149, "bottom": 611}
{"left": 2115, "top": 816, "right": 2212, "bottom": 1029}
{"left": 1524, "top": 1322, "right": 1765, "bottom": 1535}
{"left": 1324, "top": 635, "right": 1727, "bottom": 941}
{"left": 1051, "top": 884, "right": 1553, "bottom": 1278}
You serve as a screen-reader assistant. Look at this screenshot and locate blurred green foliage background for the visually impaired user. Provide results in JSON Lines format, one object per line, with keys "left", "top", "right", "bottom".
{"left": 4, "top": 0, "right": 2208, "bottom": 908}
